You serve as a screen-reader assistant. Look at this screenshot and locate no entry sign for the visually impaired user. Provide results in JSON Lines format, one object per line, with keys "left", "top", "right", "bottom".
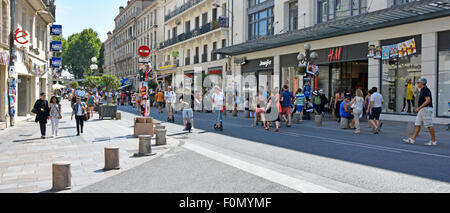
{"left": 138, "top": 46, "right": 151, "bottom": 58}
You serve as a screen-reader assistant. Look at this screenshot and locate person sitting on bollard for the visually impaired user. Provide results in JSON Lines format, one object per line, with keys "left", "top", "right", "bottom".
{"left": 340, "top": 96, "right": 355, "bottom": 129}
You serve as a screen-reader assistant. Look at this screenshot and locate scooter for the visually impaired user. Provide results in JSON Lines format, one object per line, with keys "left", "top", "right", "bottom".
{"left": 214, "top": 122, "right": 223, "bottom": 131}
{"left": 184, "top": 121, "right": 192, "bottom": 133}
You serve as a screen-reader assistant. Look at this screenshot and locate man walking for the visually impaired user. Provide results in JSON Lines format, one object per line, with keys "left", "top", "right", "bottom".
{"left": 403, "top": 78, "right": 437, "bottom": 146}
{"left": 368, "top": 87, "right": 384, "bottom": 134}
{"left": 280, "top": 85, "right": 293, "bottom": 127}
{"left": 33, "top": 93, "right": 50, "bottom": 139}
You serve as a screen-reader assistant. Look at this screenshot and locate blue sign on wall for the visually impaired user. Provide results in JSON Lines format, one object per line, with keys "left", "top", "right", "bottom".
{"left": 51, "top": 25, "right": 62, "bottom": 35}
{"left": 51, "top": 57, "right": 62, "bottom": 68}
{"left": 51, "top": 41, "right": 62, "bottom": 52}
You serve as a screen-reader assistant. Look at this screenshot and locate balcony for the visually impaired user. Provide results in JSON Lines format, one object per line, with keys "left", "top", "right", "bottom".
{"left": 42, "top": 0, "right": 56, "bottom": 18}
{"left": 159, "top": 20, "right": 229, "bottom": 49}
{"left": 158, "top": 59, "right": 179, "bottom": 70}
{"left": 193, "top": 56, "right": 199, "bottom": 64}
{"left": 165, "top": 0, "right": 205, "bottom": 22}
{"left": 201, "top": 54, "right": 207, "bottom": 63}
{"left": 185, "top": 57, "right": 191, "bottom": 66}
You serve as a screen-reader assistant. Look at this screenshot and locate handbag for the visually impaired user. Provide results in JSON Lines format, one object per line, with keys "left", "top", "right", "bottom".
{"left": 84, "top": 113, "right": 89, "bottom": 121}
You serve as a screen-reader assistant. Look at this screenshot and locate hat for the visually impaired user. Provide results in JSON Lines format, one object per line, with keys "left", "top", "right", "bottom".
{"left": 417, "top": 78, "right": 427, "bottom": 85}
{"left": 312, "top": 91, "right": 318, "bottom": 96}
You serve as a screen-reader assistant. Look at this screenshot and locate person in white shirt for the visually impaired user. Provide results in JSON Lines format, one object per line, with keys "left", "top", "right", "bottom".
{"left": 350, "top": 89, "right": 364, "bottom": 134}
{"left": 211, "top": 86, "right": 225, "bottom": 129}
{"left": 165, "top": 87, "right": 175, "bottom": 119}
{"left": 368, "top": 87, "right": 384, "bottom": 134}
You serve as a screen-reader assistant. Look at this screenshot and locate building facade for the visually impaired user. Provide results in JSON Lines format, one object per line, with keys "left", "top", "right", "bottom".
{"left": 215, "top": 0, "right": 450, "bottom": 124}
{"left": 104, "top": 0, "right": 163, "bottom": 90}
{"left": 0, "top": 0, "right": 55, "bottom": 128}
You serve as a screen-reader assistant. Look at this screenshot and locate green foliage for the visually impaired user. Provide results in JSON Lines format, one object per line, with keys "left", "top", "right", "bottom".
{"left": 83, "top": 76, "right": 102, "bottom": 89}
{"left": 101, "top": 74, "right": 120, "bottom": 91}
{"left": 69, "top": 81, "right": 80, "bottom": 89}
{"left": 63, "top": 29, "right": 102, "bottom": 79}
{"left": 149, "top": 80, "right": 158, "bottom": 91}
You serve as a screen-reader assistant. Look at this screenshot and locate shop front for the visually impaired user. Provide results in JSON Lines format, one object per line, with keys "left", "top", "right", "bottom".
{"left": 281, "top": 43, "right": 369, "bottom": 99}
{"left": 437, "top": 30, "right": 450, "bottom": 118}
{"left": 241, "top": 57, "right": 275, "bottom": 95}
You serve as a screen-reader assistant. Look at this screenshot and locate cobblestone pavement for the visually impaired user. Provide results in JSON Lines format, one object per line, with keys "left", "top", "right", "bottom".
{"left": 0, "top": 100, "right": 178, "bottom": 193}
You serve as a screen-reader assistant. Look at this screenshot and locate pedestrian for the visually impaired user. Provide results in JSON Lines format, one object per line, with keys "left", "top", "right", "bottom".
{"left": 334, "top": 92, "right": 343, "bottom": 122}
{"left": 280, "top": 85, "right": 293, "bottom": 127}
{"left": 211, "top": 86, "right": 225, "bottom": 129}
{"left": 156, "top": 89, "right": 164, "bottom": 113}
{"left": 180, "top": 88, "right": 195, "bottom": 131}
{"left": 295, "top": 88, "right": 305, "bottom": 122}
{"left": 340, "top": 95, "right": 355, "bottom": 129}
{"left": 33, "top": 93, "right": 50, "bottom": 139}
{"left": 265, "top": 89, "right": 281, "bottom": 132}
{"left": 71, "top": 97, "right": 86, "bottom": 136}
{"left": 350, "top": 89, "right": 364, "bottom": 134}
{"left": 368, "top": 87, "right": 384, "bottom": 134}
{"left": 71, "top": 94, "right": 77, "bottom": 110}
{"left": 312, "top": 90, "right": 322, "bottom": 115}
{"left": 254, "top": 89, "right": 267, "bottom": 128}
{"left": 165, "top": 87, "right": 176, "bottom": 120}
{"left": 87, "top": 92, "right": 95, "bottom": 119}
{"left": 403, "top": 78, "right": 437, "bottom": 146}
{"left": 49, "top": 96, "right": 62, "bottom": 138}
{"left": 319, "top": 89, "right": 328, "bottom": 114}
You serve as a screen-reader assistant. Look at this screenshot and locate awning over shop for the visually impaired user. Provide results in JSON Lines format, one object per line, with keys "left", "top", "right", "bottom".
{"left": 118, "top": 84, "right": 132, "bottom": 91}
{"left": 157, "top": 74, "right": 172, "bottom": 80}
{"left": 214, "top": 0, "right": 450, "bottom": 56}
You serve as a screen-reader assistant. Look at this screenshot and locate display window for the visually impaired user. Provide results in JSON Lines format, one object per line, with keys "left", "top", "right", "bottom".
{"left": 438, "top": 30, "right": 450, "bottom": 117}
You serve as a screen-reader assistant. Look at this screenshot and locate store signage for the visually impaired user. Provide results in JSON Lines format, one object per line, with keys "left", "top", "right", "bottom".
{"left": 138, "top": 57, "right": 150, "bottom": 63}
{"left": 259, "top": 59, "right": 272, "bottom": 67}
{"left": 51, "top": 57, "right": 62, "bottom": 68}
{"left": 51, "top": 41, "right": 62, "bottom": 52}
{"left": 381, "top": 38, "right": 417, "bottom": 60}
{"left": 50, "top": 25, "right": 62, "bottom": 36}
{"left": 328, "top": 47, "right": 342, "bottom": 62}
{"left": 14, "top": 28, "right": 29, "bottom": 45}
{"left": 208, "top": 69, "right": 222, "bottom": 75}
{"left": 138, "top": 45, "right": 151, "bottom": 58}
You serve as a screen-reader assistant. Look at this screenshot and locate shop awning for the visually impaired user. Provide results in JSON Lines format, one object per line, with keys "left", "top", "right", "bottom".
{"left": 214, "top": 0, "right": 450, "bottom": 56}
{"left": 118, "top": 84, "right": 132, "bottom": 91}
{"left": 157, "top": 74, "right": 172, "bottom": 80}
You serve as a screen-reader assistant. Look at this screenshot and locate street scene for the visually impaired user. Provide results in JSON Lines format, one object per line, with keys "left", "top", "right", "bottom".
{"left": 1, "top": 0, "right": 450, "bottom": 197}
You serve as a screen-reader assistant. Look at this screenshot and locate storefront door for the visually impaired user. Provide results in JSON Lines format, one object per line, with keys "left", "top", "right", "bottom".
{"left": 18, "top": 75, "right": 30, "bottom": 116}
{"left": 257, "top": 70, "right": 274, "bottom": 94}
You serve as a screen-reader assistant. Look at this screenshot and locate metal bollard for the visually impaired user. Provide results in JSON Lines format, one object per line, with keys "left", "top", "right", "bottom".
{"left": 340, "top": 118, "right": 349, "bottom": 129}
{"left": 134, "top": 135, "right": 156, "bottom": 157}
{"left": 116, "top": 112, "right": 122, "bottom": 120}
{"left": 155, "top": 129, "right": 167, "bottom": 146}
{"left": 52, "top": 161, "right": 72, "bottom": 191}
{"left": 104, "top": 147, "right": 120, "bottom": 171}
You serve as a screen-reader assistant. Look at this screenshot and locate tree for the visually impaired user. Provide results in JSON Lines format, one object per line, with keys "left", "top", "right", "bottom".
{"left": 101, "top": 74, "right": 120, "bottom": 91}
{"left": 83, "top": 76, "right": 102, "bottom": 90}
{"left": 69, "top": 81, "right": 79, "bottom": 89}
{"left": 63, "top": 29, "right": 102, "bottom": 79}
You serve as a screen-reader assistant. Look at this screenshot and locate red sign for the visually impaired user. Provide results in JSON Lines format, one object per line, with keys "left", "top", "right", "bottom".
{"left": 15, "top": 28, "right": 29, "bottom": 45}
{"left": 328, "top": 47, "right": 342, "bottom": 62}
{"left": 208, "top": 69, "right": 221, "bottom": 75}
{"left": 138, "top": 46, "right": 151, "bottom": 58}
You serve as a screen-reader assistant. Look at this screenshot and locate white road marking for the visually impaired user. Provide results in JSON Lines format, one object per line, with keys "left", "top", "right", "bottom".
{"left": 183, "top": 142, "right": 339, "bottom": 193}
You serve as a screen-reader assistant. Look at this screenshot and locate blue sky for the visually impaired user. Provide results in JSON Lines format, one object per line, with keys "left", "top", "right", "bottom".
{"left": 55, "top": 0, "right": 129, "bottom": 42}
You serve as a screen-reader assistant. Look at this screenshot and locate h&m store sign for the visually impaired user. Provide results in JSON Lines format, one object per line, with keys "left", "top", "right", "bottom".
{"left": 313, "top": 42, "right": 368, "bottom": 64}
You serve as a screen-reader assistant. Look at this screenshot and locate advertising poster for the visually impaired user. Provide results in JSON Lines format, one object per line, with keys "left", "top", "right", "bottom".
{"left": 138, "top": 63, "right": 151, "bottom": 81}
{"left": 398, "top": 43, "right": 404, "bottom": 58}
{"left": 389, "top": 45, "right": 398, "bottom": 58}
{"left": 139, "top": 81, "right": 148, "bottom": 98}
{"left": 374, "top": 46, "right": 382, "bottom": 59}
{"left": 382, "top": 46, "right": 390, "bottom": 60}
{"left": 367, "top": 45, "right": 375, "bottom": 58}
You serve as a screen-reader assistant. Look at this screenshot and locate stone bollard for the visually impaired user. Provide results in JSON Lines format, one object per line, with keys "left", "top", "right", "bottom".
{"left": 52, "top": 161, "right": 71, "bottom": 191}
{"left": 244, "top": 111, "right": 250, "bottom": 118}
{"left": 155, "top": 129, "right": 167, "bottom": 146}
{"left": 104, "top": 147, "right": 120, "bottom": 171}
{"left": 340, "top": 118, "right": 349, "bottom": 129}
{"left": 292, "top": 113, "right": 300, "bottom": 124}
{"left": 134, "top": 135, "right": 155, "bottom": 157}
{"left": 116, "top": 112, "right": 122, "bottom": 120}
{"left": 315, "top": 114, "right": 323, "bottom": 127}
{"left": 407, "top": 122, "right": 416, "bottom": 138}
{"left": 232, "top": 109, "right": 238, "bottom": 117}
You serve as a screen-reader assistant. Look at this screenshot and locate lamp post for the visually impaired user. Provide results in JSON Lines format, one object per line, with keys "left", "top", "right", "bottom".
{"left": 297, "top": 43, "right": 319, "bottom": 91}
{"left": 6, "top": 0, "right": 16, "bottom": 127}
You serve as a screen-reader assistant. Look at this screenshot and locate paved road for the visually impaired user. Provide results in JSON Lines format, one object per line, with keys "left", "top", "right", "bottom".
{"left": 79, "top": 105, "right": 450, "bottom": 193}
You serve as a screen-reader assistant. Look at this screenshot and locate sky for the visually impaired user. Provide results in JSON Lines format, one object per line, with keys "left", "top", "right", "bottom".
{"left": 55, "top": 0, "right": 129, "bottom": 42}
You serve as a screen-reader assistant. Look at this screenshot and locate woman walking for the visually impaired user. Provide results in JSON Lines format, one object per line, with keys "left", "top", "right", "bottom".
{"left": 351, "top": 89, "right": 364, "bottom": 134}
{"left": 334, "top": 92, "right": 343, "bottom": 122}
{"left": 33, "top": 93, "right": 50, "bottom": 139}
{"left": 254, "top": 88, "right": 267, "bottom": 128}
{"left": 49, "top": 96, "right": 62, "bottom": 138}
{"left": 71, "top": 97, "right": 86, "bottom": 136}
{"left": 87, "top": 92, "right": 95, "bottom": 119}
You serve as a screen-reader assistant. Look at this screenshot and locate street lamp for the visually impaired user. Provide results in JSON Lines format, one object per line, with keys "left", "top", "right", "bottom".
{"left": 212, "top": 2, "right": 234, "bottom": 46}
{"left": 297, "top": 43, "right": 319, "bottom": 92}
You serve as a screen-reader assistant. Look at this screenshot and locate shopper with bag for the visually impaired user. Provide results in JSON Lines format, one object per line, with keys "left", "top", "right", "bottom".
{"left": 49, "top": 96, "right": 62, "bottom": 138}
{"left": 71, "top": 97, "right": 87, "bottom": 136}
{"left": 33, "top": 93, "right": 50, "bottom": 139}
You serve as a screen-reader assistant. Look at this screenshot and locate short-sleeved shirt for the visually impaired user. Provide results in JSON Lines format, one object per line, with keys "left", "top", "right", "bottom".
{"left": 165, "top": 91, "right": 175, "bottom": 103}
{"left": 370, "top": 92, "right": 384, "bottom": 108}
{"left": 211, "top": 92, "right": 225, "bottom": 110}
{"left": 295, "top": 93, "right": 305, "bottom": 106}
{"left": 418, "top": 86, "right": 433, "bottom": 108}
{"left": 340, "top": 101, "right": 351, "bottom": 117}
{"left": 181, "top": 94, "right": 194, "bottom": 109}
{"left": 281, "top": 91, "right": 292, "bottom": 107}
{"left": 156, "top": 92, "right": 164, "bottom": 102}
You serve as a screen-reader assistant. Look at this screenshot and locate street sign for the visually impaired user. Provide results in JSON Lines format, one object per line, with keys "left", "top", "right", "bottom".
{"left": 138, "top": 57, "right": 150, "bottom": 63}
{"left": 51, "top": 41, "right": 62, "bottom": 52}
{"left": 138, "top": 46, "right": 151, "bottom": 58}
{"left": 51, "top": 57, "right": 62, "bottom": 68}
{"left": 51, "top": 25, "right": 62, "bottom": 35}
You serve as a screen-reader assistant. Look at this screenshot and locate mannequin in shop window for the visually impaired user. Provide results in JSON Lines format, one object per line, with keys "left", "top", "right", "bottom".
{"left": 401, "top": 78, "right": 419, "bottom": 114}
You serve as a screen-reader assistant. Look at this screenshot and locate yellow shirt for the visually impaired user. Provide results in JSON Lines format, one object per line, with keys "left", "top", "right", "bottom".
{"left": 406, "top": 83, "right": 414, "bottom": 100}
{"left": 156, "top": 92, "right": 164, "bottom": 102}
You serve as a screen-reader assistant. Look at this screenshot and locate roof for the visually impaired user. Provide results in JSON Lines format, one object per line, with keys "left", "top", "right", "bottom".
{"left": 214, "top": 0, "right": 450, "bottom": 56}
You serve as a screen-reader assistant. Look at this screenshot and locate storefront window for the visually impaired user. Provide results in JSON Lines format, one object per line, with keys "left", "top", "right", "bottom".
{"left": 438, "top": 31, "right": 450, "bottom": 117}
{"left": 381, "top": 55, "right": 422, "bottom": 114}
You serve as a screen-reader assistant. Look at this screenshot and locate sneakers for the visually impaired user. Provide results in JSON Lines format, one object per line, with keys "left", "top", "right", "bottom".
{"left": 403, "top": 138, "right": 415, "bottom": 144}
{"left": 424, "top": 141, "right": 438, "bottom": 146}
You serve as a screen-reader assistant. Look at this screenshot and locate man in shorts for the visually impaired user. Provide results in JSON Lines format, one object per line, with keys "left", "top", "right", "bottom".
{"left": 368, "top": 87, "right": 384, "bottom": 134}
{"left": 180, "top": 88, "right": 194, "bottom": 131}
{"left": 403, "top": 78, "right": 437, "bottom": 146}
{"left": 280, "top": 85, "right": 293, "bottom": 127}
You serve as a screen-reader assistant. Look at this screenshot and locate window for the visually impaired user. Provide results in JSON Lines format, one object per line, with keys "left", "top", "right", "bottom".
{"left": 248, "top": 0, "right": 268, "bottom": 8}
{"left": 393, "top": 0, "right": 420, "bottom": 6}
{"left": 317, "top": 0, "right": 367, "bottom": 24}
{"left": 289, "top": 2, "right": 298, "bottom": 31}
{"left": 248, "top": 7, "right": 274, "bottom": 40}
{"left": 202, "top": 12, "right": 208, "bottom": 26}
{"left": 438, "top": 31, "right": 450, "bottom": 117}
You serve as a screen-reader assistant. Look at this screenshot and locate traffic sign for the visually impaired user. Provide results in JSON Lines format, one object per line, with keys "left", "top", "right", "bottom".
{"left": 138, "top": 46, "right": 151, "bottom": 58}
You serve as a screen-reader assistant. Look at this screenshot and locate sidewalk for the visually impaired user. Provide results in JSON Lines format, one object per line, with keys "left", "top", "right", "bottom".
{"left": 0, "top": 100, "right": 178, "bottom": 193}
